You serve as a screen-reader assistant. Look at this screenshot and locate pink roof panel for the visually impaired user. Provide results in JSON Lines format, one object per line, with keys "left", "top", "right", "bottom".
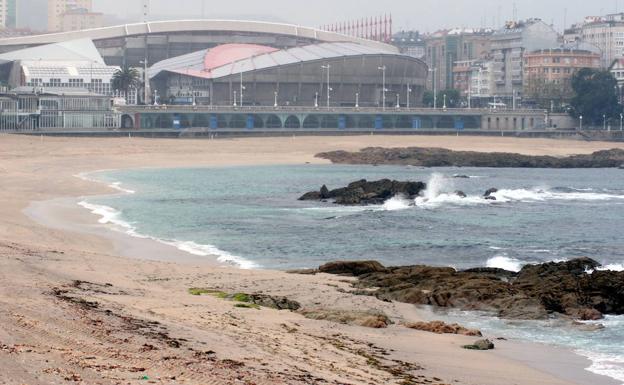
{"left": 203, "top": 44, "right": 278, "bottom": 72}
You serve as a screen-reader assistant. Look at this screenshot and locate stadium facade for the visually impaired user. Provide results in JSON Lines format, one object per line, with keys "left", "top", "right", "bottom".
{"left": 149, "top": 42, "right": 427, "bottom": 108}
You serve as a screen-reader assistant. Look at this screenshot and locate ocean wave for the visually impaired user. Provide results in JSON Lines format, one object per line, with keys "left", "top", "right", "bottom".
{"left": 577, "top": 350, "right": 624, "bottom": 384}
{"left": 75, "top": 171, "right": 135, "bottom": 195}
{"left": 597, "top": 264, "right": 624, "bottom": 272}
{"left": 491, "top": 188, "right": 624, "bottom": 203}
{"left": 382, "top": 195, "right": 412, "bottom": 211}
{"left": 77, "top": 201, "right": 257, "bottom": 269}
{"left": 485, "top": 255, "right": 526, "bottom": 272}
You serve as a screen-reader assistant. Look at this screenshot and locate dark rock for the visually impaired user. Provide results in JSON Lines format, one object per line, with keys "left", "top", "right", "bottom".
{"left": 463, "top": 339, "right": 495, "bottom": 350}
{"left": 321, "top": 258, "right": 624, "bottom": 321}
{"left": 576, "top": 308, "right": 604, "bottom": 321}
{"left": 320, "top": 185, "right": 330, "bottom": 199}
{"left": 453, "top": 174, "right": 470, "bottom": 179}
{"left": 318, "top": 261, "right": 387, "bottom": 276}
{"left": 405, "top": 321, "right": 482, "bottom": 336}
{"left": 455, "top": 190, "right": 467, "bottom": 198}
{"left": 484, "top": 188, "right": 498, "bottom": 197}
{"left": 316, "top": 147, "right": 624, "bottom": 169}
{"left": 484, "top": 196, "right": 497, "bottom": 201}
{"left": 299, "top": 179, "right": 426, "bottom": 205}
{"left": 248, "top": 294, "right": 301, "bottom": 311}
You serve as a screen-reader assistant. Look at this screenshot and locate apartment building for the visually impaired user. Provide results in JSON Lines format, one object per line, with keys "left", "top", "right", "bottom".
{"left": 0, "top": 0, "right": 17, "bottom": 28}
{"left": 48, "top": 0, "right": 98, "bottom": 32}
{"left": 424, "top": 28, "right": 493, "bottom": 92}
{"left": 490, "top": 19, "right": 559, "bottom": 100}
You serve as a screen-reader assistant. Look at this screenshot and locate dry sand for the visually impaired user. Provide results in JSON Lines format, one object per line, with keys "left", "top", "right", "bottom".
{"left": 0, "top": 133, "right": 621, "bottom": 385}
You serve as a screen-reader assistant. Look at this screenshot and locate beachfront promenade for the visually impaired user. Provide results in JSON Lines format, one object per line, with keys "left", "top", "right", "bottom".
{"left": 118, "top": 105, "right": 552, "bottom": 132}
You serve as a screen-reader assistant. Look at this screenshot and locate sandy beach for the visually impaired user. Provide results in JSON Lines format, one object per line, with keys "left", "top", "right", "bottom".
{"left": 1, "top": 133, "right": 622, "bottom": 385}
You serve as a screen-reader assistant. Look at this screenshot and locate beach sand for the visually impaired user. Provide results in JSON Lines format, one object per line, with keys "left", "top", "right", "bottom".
{"left": 1, "top": 133, "right": 621, "bottom": 385}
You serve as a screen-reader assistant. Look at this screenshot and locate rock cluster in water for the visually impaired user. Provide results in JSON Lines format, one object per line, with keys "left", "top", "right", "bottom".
{"left": 316, "top": 148, "right": 624, "bottom": 168}
{"left": 312, "top": 258, "right": 624, "bottom": 321}
{"left": 299, "top": 179, "right": 426, "bottom": 205}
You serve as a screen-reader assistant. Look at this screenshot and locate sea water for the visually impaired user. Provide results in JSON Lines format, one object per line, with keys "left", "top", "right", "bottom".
{"left": 79, "top": 165, "right": 624, "bottom": 383}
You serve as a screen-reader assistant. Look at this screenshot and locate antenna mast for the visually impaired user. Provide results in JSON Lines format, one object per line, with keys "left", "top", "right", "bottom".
{"left": 142, "top": 0, "right": 150, "bottom": 23}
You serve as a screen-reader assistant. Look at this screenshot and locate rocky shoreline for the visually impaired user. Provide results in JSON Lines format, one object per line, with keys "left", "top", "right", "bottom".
{"left": 316, "top": 147, "right": 624, "bottom": 168}
{"left": 297, "top": 258, "right": 624, "bottom": 322}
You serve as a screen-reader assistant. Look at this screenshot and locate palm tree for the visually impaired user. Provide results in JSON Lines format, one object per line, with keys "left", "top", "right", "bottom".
{"left": 111, "top": 66, "right": 141, "bottom": 95}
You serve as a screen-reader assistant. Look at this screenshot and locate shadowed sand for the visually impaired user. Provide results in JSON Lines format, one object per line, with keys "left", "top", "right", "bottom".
{"left": 1, "top": 134, "right": 621, "bottom": 384}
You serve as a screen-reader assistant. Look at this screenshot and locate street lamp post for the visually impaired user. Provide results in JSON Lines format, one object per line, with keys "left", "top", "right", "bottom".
{"left": 620, "top": 113, "right": 623, "bottom": 131}
{"left": 140, "top": 59, "right": 149, "bottom": 105}
{"left": 274, "top": 91, "right": 278, "bottom": 108}
{"left": 406, "top": 83, "right": 412, "bottom": 109}
{"left": 443, "top": 94, "right": 447, "bottom": 110}
{"left": 579, "top": 115, "right": 583, "bottom": 131}
{"left": 378, "top": 65, "right": 387, "bottom": 110}
{"left": 321, "top": 64, "right": 331, "bottom": 108}
{"left": 604, "top": 114, "right": 607, "bottom": 131}
{"left": 314, "top": 92, "right": 319, "bottom": 108}
{"left": 239, "top": 72, "right": 245, "bottom": 107}
{"left": 396, "top": 93, "right": 400, "bottom": 109}
{"left": 355, "top": 92, "right": 359, "bottom": 108}
{"left": 429, "top": 67, "right": 437, "bottom": 109}
{"left": 233, "top": 90, "right": 237, "bottom": 107}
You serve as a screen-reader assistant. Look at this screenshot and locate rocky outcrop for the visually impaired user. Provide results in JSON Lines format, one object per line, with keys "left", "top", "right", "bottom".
{"left": 463, "top": 339, "right": 495, "bottom": 350}
{"left": 299, "top": 179, "right": 426, "bottom": 205}
{"left": 318, "top": 261, "right": 388, "bottom": 276}
{"left": 404, "top": 321, "right": 482, "bottom": 336}
{"left": 318, "top": 258, "right": 624, "bottom": 320}
{"left": 317, "top": 148, "right": 624, "bottom": 168}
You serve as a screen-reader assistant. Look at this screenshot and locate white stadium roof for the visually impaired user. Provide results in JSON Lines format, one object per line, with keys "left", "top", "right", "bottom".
{"left": 0, "top": 39, "right": 105, "bottom": 65}
{"left": 0, "top": 20, "right": 399, "bottom": 53}
{"left": 150, "top": 42, "right": 410, "bottom": 80}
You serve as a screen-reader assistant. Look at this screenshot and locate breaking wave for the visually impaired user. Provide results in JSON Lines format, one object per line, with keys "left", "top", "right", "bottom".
{"left": 485, "top": 255, "right": 526, "bottom": 272}
{"left": 77, "top": 201, "right": 257, "bottom": 269}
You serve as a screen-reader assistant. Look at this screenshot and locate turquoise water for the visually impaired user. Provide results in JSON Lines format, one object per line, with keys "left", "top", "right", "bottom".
{"left": 80, "top": 164, "right": 624, "bottom": 383}
{"left": 86, "top": 165, "right": 624, "bottom": 271}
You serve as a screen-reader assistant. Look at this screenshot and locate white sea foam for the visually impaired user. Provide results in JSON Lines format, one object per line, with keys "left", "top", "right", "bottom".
{"left": 485, "top": 255, "right": 526, "bottom": 272}
{"left": 491, "top": 188, "right": 624, "bottom": 203}
{"left": 382, "top": 195, "right": 412, "bottom": 211}
{"left": 75, "top": 171, "right": 136, "bottom": 195}
{"left": 78, "top": 201, "right": 257, "bottom": 269}
{"left": 597, "top": 264, "right": 624, "bottom": 272}
{"left": 578, "top": 350, "right": 624, "bottom": 384}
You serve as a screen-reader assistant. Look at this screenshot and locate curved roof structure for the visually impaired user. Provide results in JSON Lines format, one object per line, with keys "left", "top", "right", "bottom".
{"left": 0, "top": 19, "right": 398, "bottom": 53}
{"left": 0, "top": 38, "right": 105, "bottom": 65}
{"left": 149, "top": 42, "right": 413, "bottom": 80}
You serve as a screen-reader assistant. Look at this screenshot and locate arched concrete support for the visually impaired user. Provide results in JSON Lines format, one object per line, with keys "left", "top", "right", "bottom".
{"left": 121, "top": 114, "right": 134, "bottom": 129}
{"left": 284, "top": 115, "right": 301, "bottom": 129}
{"left": 265, "top": 114, "right": 282, "bottom": 128}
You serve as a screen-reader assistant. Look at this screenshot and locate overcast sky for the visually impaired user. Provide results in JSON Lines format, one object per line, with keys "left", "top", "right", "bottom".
{"left": 93, "top": 0, "right": 617, "bottom": 32}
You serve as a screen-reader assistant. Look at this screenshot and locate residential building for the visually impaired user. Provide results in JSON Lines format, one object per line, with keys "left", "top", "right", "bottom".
{"left": 580, "top": 13, "right": 624, "bottom": 67}
{"left": 610, "top": 59, "right": 624, "bottom": 103}
{"left": 523, "top": 48, "right": 601, "bottom": 107}
{"left": 61, "top": 8, "right": 103, "bottom": 31}
{"left": 391, "top": 30, "right": 425, "bottom": 59}
{"left": 424, "top": 28, "right": 493, "bottom": 93}
{"left": 48, "top": 0, "right": 94, "bottom": 32}
{"left": 490, "top": 19, "right": 560, "bottom": 102}
{"left": 470, "top": 61, "right": 495, "bottom": 103}
{"left": 452, "top": 59, "right": 475, "bottom": 100}
{"left": 0, "top": 0, "right": 17, "bottom": 28}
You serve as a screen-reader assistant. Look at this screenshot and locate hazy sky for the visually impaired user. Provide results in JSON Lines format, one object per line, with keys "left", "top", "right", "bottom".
{"left": 93, "top": 0, "right": 617, "bottom": 32}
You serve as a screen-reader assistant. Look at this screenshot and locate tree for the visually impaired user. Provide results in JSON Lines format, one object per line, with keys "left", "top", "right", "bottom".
{"left": 111, "top": 67, "right": 141, "bottom": 95}
{"left": 569, "top": 68, "right": 622, "bottom": 126}
{"left": 422, "top": 89, "right": 460, "bottom": 108}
